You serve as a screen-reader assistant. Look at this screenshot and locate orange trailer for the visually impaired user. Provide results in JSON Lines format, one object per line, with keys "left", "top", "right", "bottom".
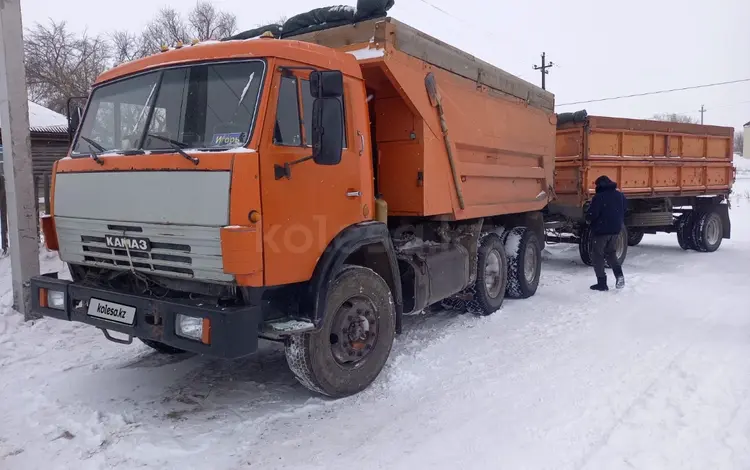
{"left": 29, "top": 5, "right": 555, "bottom": 398}
{"left": 547, "top": 111, "right": 734, "bottom": 265}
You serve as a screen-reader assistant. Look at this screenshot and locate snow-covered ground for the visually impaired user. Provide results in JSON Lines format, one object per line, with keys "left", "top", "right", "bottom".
{"left": 2, "top": 158, "right": 750, "bottom": 470}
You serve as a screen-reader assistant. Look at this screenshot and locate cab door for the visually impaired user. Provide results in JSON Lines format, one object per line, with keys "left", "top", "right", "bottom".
{"left": 259, "top": 61, "right": 367, "bottom": 286}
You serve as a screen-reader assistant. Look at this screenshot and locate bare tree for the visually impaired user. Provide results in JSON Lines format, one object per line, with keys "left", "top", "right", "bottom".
{"left": 735, "top": 131, "right": 745, "bottom": 155}
{"left": 652, "top": 113, "right": 699, "bottom": 124}
{"left": 126, "top": 2, "right": 238, "bottom": 59}
{"left": 25, "top": 2, "right": 239, "bottom": 111}
{"left": 189, "top": 2, "right": 237, "bottom": 41}
{"left": 24, "top": 21, "right": 110, "bottom": 114}
{"left": 139, "top": 7, "right": 190, "bottom": 55}
{"left": 110, "top": 30, "right": 147, "bottom": 65}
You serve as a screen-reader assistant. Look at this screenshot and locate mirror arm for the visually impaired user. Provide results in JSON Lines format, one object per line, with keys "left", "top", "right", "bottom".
{"left": 274, "top": 155, "right": 314, "bottom": 180}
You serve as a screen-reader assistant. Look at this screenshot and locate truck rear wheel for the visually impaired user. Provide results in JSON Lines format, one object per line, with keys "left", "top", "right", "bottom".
{"left": 505, "top": 227, "right": 542, "bottom": 299}
{"left": 676, "top": 213, "right": 696, "bottom": 250}
{"left": 285, "top": 265, "right": 396, "bottom": 398}
{"left": 627, "top": 229, "right": 644, "bottom": 246}
{"left": 468, "top": 232, "right": 508, "bottom": 315}
{"left": 692, "top": 209, "right": 723, "bottom": 253}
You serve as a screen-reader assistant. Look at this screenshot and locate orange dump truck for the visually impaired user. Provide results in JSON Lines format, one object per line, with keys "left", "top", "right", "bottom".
{"left": 30, "top": 4, "right": 556, "bottom": 397}
{"left": 546, "top": 111, "right": 735, "bottom": 265}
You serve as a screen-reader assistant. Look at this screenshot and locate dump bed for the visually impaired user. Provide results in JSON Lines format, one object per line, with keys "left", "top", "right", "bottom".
{"left": 554, "top": 114, "right": 735, "bottom": 208}
{"left": 293, "top": 18, "right": 557, "bottom": 220}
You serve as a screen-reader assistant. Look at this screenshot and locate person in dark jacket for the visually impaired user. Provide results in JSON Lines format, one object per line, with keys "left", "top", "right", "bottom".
{"left": 585, "top": 175, "right": 627, "bottom": 291}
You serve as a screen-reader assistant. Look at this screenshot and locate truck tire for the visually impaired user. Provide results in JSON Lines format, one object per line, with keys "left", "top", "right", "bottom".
{"left": 468, "top": 232, "right": 508, "bottom": 315}
{"left": 579, "top": 225, "right": 628, "bottom": 268}
{"left": 676, "top": 213, "right": 696, "bottom": 250}
{"left": 691, "top": 209, "right": 723, "bottom": 253}
{"left": 505, "top": 227, "right": 542, "bottom": 299}
{"left": 627, "top": 229, "right": 644, "bottom": 246}
{"left": 140, "top": 339, "right": 185, "bottom": 355}
{"left": 285, "top": 265, "right": 396, "bottom": 398}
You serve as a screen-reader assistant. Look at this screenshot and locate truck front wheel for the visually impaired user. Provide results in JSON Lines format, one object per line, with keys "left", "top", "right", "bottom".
{"left": 285, "top": 265, "right": 396, "bottom": 398}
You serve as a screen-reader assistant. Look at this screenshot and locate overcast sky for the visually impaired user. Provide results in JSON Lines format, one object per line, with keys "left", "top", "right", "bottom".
{"left": 20, "top": 0, "right": 750, "bottom": 130}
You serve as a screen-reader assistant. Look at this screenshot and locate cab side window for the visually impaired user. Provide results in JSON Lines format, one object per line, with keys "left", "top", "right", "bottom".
{"left": 273, "top": 76, "right": 302, "bottom": 146}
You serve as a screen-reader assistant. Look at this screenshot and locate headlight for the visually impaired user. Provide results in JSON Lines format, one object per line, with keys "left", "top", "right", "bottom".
{"left": 46, "top": 290, "right": 65, "bottom": 310}
{"left": 176, "top": 314, "right": 209, "bottom": 343}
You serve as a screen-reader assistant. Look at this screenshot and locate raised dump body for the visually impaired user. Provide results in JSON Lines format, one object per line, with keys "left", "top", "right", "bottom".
{"left": 554, "top": 113, "right": 734, "bottom": 208}
{"left": 294, "top": 17, "right": 557, "bottom": 220}
{"left": 547, "top": 111, "right": 734, "bottom": 266}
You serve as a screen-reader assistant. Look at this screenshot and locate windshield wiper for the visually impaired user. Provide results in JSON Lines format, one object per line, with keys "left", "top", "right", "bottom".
{"left": 146, "top": 133, "right": 199, "bottom": 165}
{"left": 79, "top": 135, "right": 107, "bottom": 152}
{"left": 86, "top": 144, "right": 105, "bottom": 166}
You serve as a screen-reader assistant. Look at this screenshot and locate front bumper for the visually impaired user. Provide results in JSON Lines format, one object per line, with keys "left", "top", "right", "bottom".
{"left": 30, "top": 273, "right": 260, "bottom": 358}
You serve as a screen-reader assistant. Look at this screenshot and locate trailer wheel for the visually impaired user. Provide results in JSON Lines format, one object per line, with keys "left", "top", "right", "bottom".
{"left": 579, "top": 225, "right": 628, "bottom": 268}
{"left": 579, "top": 226, "right": 594, "bottom": 266}
{"left": 285, "top": 265, "right": 396, "bottom": 398}
{"left": 627, "top": 229, "right": 644, "bottom": 246}
{"left": 140, "top": 339, "right": 185, "bottom": 355}
{"left": 676, "top": 213, "right": 696, "bottom": 250}
{"left": 505, "top": 227, "right": 542, "bottom": 299}
{"left": 692, "top": 209, "right": 723, "bottom": 253}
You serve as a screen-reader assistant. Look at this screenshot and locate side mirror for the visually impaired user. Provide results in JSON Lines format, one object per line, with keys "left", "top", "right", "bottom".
{"left": 68, "top": 106, "right": 82, "bottom": 137}
{"left": 309, "top": 70, "right": 343, "bottom": 98}
{"left": 311, "top": 97, "right": 343, "bottom": 166}
{"left": 66, "top": 96, "right": 87, "bottom": 143}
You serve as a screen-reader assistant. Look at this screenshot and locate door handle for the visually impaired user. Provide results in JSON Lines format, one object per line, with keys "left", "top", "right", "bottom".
{"left": 357, "top": 130, "right": 364, "bottom": 156}
{"left": 346, "top": 190, "right": 362, "bottom": 198}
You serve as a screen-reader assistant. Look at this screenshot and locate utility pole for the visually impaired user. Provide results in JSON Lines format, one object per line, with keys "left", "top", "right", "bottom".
{"left": 699, "top": 104, "right": 706, "bottom": 124}
{"left": 0, "top": 0, "right": 40, "bottom": 319}
{"left": 533, "top": 52, "right": 554, "bottom": 90}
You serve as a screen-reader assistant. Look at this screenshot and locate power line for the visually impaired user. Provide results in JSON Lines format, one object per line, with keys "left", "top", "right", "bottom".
{"left": 413, "top": 0, "right": 530, "bottom": 81}
{"left": 416, "top": 0, "right": 455, "bottom": 18}
{"left": 645, "top": 99, "right": 750, "bottom": 119}
{"left": 557, "top": 78, "right": 750, "bottom": 107}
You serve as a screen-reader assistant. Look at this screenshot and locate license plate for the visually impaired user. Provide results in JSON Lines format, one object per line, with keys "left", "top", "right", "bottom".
{"left": 105, "top": 235, "right": 151, "bottom": 252}
{"left": 87, "top": 298, "right": 137, "bottom": 325}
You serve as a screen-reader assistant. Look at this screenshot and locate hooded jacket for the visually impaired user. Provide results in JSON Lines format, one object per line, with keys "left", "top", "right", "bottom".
{"left": 586, "top": 176, "right": 627, "bottom": 236}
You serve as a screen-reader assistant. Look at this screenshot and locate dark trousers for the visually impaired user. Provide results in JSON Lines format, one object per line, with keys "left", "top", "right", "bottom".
{"left": 592, "top": 234, "right": 624, "bottom": 280}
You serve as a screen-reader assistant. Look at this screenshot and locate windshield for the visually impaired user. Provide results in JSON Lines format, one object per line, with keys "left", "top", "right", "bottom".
{"left": 72, "top": 60, "right": 265, "bottom": 155}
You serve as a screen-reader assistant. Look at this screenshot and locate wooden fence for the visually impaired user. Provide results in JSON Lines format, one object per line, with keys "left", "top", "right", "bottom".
{"left": 0, "top": 173, "right": 52, "bottom": 253}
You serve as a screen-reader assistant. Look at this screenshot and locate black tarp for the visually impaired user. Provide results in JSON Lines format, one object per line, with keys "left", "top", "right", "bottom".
{"left": 281, "top": 5, "right": 355, "bottom": 38}
{"left": 354, "top": 0, "right": 395, "bottom": 21}
{"left": 556, "top": 110, "right": 588, "bottom": 127}
{"left": 223, "top": 24, "right": 282, "bottom": 41}
{"left": 224, "top": 0, "right": 395, "bottom": 41}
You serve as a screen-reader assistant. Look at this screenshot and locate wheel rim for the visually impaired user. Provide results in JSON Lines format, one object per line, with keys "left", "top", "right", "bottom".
{"left": 484, "top": 249, "right": 503, "bottom": 299}
{"left": 523, "top": 243, "right": 537, "bottom": 283}
{"left": 616, "top": 231, "right": 626, "bottom": 259}
{"left": 329, "top": 296, "right": 378, "bottom": 367}
{"left": 705, "top": 216, "right": 721, "bottom": 245}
